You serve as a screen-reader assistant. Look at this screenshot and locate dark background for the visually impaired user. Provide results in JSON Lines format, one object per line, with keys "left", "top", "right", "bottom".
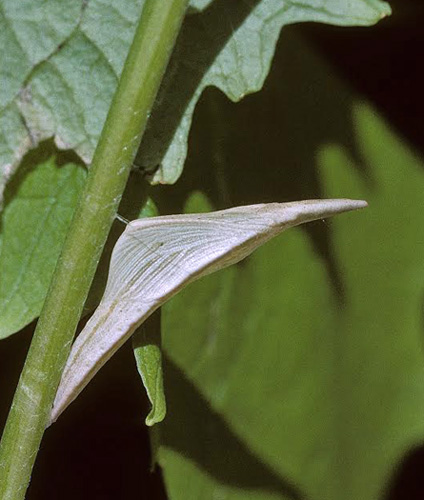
{"left": 1, "top": 0, "right": 423, "bottom": 498}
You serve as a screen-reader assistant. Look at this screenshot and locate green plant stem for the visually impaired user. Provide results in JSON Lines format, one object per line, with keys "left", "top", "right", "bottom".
{"left": 0, "top": 0, "right": 188, "bottom": 497}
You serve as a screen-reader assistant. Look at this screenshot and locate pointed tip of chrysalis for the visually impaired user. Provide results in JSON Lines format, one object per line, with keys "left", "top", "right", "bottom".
{"left": 272, "top": 198, "right": 367, "bottom": 227}
{"left": 313, "top": 198, "right": 368, "bottom": 215}
{"left": 292, "top": 198, "right": 367, "bottom": 213}
{"left": 330, "top": 199, "right": 368, "bottom": 211}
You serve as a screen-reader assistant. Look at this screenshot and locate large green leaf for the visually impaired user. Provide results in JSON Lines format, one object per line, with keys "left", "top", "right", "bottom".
{"left": 156, "top": 33, "right": 424, "bottom": 500}
{"left": 0, "top": 0, "right": 390, "bottom": 205}
{"left": 0, "top": 148, "right": 86, "bottom": 339}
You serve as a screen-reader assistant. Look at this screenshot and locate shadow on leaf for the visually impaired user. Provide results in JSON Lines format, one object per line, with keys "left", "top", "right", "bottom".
{"left": 160, "top": 355, "right": 307, "bottom": 500}
{"left": 136, "top": 0, "right": 262, "bottom": 174}
{"left": 384, "top": 444, "right": 424, "bottom": 499}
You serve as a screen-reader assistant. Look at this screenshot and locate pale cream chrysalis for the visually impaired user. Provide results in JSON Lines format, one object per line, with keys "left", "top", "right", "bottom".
{"left": 49, "top": 199, "right": 367, "bottom": 425}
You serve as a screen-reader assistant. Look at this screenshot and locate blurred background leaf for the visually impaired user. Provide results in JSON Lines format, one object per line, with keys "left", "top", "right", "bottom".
{"left": 155, "top": 30, "right": 424, "bottom": 500}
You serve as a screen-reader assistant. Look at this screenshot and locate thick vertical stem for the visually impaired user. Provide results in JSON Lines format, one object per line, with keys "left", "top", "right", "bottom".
{"left": 0, "top": 1, "right": 188, "bottom": 498}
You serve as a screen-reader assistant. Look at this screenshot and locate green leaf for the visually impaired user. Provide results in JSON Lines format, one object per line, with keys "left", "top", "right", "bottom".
{"left": 138, "top": 0, "right": 391, "bottom": 184}
{"left": 0, "top": 0, "right": 84, "bottom": 206}
{"left": 133, "top": 313, "right": 166, "bottom": 426}
{"left": 0, "top": 0, "right": 390, "bottom": 204}
{"left": 156, "top": 34, "right": 424, "bottom": 500}
{"left": 0, "top": 0, "right": 83, "bottom": 107}
{"left": 0, "top": 149, "right": 86, "bottom": 339}
{"left": 0, "top": 0, "right": 144, "bottom": 207}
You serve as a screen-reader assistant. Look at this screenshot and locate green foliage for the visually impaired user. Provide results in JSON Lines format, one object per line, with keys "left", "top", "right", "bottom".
{"left": 0, "top": 0, "right": 82, "bottom": 106}
{"left": 137, "top": 0, "right": 390, "bottom": 184}
{"left": 0, "top": 0, "right": 390, "bottom": 205}
{"left": 2, "top": 1, "right": 412, "bottom": 499}
{"left": 0, "top": 2, "right": 191, "bottom": 497}
{"left": 156, "top": 34, "right": 424, "bottom": 500}
{"left": 0, "top": 0, "right": 140, "bottom": 202}
{"left": 0, "top": 151, "right": 85, "bottom": 339}
{"left": 0, "top": 0, "right": 84, "bottom": 203}
{"left": 0, "top": 0, "right": 390, "bottom": 337}
{"left": 133, "top": 315, "right": 167, "bottom": 426}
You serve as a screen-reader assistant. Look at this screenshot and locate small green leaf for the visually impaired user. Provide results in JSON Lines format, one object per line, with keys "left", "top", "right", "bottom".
{"left": 49, "top": 197, "right": 365, "bottom": 424}
{"left": 0, "top": 150, "right": 86, "bottom": 339}
{"left": 133, "top": 313, "right": 166, "bottom": 426}
{"left": 137, "top": 197, "right": 160, "bottom": 219}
